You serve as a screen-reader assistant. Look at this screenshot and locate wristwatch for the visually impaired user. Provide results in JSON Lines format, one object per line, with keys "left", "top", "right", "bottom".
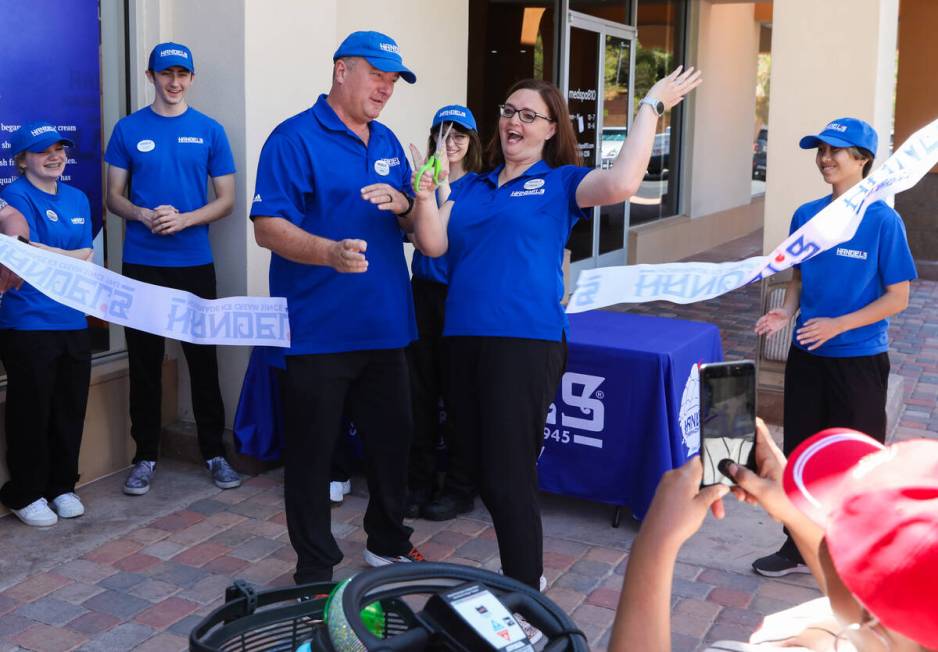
{"left": 639, "top": 96, "right": 665, "bottom": 117}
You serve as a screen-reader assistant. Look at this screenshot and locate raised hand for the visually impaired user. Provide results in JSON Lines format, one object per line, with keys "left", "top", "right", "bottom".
{"left": 647, "top": 66, "right": 703, "bottom": 111}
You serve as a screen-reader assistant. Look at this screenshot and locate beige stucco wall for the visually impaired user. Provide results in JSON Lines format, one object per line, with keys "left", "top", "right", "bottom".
{"left": 762, "top": 0, "right": 899, "bottom": 252}
{"left": 686, "top": 0, "right": 759, "bottom": 219}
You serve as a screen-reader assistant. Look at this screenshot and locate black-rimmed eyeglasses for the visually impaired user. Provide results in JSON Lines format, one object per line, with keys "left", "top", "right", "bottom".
{"left": 498, "top": 104, "right": 554, "bottom": 124}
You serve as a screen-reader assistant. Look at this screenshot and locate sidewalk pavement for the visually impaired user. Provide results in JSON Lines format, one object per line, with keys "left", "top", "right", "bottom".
{"left": 1, "top": 229, "right": 934, "bottom": 652}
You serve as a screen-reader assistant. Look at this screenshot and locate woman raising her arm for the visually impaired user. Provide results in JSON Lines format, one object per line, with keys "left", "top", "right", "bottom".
{"left": 410, "top": 67, "right": 702, "bottom": 591}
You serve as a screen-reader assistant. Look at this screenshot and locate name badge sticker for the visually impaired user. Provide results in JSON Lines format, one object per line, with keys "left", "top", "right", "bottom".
{"left": 137, "top": 139, "right": 156, "bottom": 153}
{"left": 374, "top": 159, "right": 391, "bottom": 176}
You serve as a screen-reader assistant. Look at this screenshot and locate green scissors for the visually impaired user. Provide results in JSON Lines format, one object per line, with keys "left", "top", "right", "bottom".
{"left": 413, "top": 122, "right": 453, "bottom": 193}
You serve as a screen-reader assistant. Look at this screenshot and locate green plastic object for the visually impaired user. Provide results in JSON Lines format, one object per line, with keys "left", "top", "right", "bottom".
{"left": 323, "top": 578, "right": 386, "bottom": 651}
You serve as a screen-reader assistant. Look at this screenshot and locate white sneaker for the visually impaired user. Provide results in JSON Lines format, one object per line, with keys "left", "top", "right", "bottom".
{"left": 498, "top": 568, "right": 548, "bottom": 592}
{"left": 13, "top": 498, "right": 58, "bottom": 527}
{"left": 329, "top": 480, "right": 352, "bottom": 503}
{"left": 514, "top": 613, "right": 543, "bottom": 645}
{"left": 51, "top": 492, "right": 85, "bottom": 518}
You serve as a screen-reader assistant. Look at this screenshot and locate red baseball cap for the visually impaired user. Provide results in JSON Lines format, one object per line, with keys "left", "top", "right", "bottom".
{"left": 783, "top": 428, "right": 938, "bottom": 649}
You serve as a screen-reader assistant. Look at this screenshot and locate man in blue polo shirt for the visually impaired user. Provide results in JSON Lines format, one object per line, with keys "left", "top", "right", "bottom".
{"left": 251, "top": 31, "right": 445, "bottom": 584}
{"left": 105, "top": 42, "right": 241, "bottom": 496}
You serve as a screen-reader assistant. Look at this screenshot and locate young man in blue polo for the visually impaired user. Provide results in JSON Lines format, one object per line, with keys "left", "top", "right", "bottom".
{"left": 251, "top": 31, "right": 446, "bottom": 584}
{"left": 105, "top": 42, "right": 240, "bottom": 495}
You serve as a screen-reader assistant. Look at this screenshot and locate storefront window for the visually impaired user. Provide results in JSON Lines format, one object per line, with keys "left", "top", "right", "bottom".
{"left": 568, "top": 0, "right": 634, "bottom": 25}
{"left": 468, "top": 0, "right": 559, "bottom": 151}
{"left": 630, "top": 0, "right": 687, "bottom": 224}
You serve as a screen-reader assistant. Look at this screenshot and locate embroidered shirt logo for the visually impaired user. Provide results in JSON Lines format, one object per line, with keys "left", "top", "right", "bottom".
{"left": 70, "top": 217, "right": 85, "bottom": 225}
{"left": 836, "top": 247, "right": 868, "bottom": 260}
{"left": 45, "top": 209, "right": 59, "bottom": 222}
{"left": 137, "top": 139, "right": 156, "bottom": 152}
{"left": 253, "top": 194, "right": 262, "bottom": 203}
{"left": 373, "top": 157, "right": 400, "bottom": 177}
{"left": 177, "top": 136, "right": 204, "bottom": 144}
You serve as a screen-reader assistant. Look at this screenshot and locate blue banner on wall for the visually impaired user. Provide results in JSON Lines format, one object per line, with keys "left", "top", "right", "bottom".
{"left": 0, "top": 0, "right": 103, "bottom": 234}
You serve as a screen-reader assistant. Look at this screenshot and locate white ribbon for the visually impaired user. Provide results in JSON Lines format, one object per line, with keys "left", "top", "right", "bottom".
{"left": 568, "top": 117, "right": 938, "bottom": 312}
{"left": 0, "top": 235, "right": 290, "bottom": 347}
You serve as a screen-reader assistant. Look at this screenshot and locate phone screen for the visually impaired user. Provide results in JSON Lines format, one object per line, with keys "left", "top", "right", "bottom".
{"left": 699, "top": 361, "right": 756, "bottom": 486}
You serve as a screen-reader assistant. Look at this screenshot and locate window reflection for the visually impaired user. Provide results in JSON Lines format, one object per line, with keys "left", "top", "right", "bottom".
{"left": 631, "top": 0, "right": 686, "bottom": 225}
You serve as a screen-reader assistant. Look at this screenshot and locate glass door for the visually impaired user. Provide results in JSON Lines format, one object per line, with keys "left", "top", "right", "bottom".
{"left": 564, "top": 12, "right": 636, "bottom": 277}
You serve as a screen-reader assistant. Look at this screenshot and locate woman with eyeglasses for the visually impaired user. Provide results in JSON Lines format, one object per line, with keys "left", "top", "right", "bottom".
{"left": 409, "top": 68, "right": 701, "bottom": 592}
{"left": 0, "top": 122, "right": 94, "bottom": 528}
{"left": 406, "top": 105, "right": 484, "bottom": 521}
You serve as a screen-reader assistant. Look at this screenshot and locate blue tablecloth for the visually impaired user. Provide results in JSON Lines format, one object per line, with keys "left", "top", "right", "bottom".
{"left": 537, "top": 311, "right": 723, "bottom": 519}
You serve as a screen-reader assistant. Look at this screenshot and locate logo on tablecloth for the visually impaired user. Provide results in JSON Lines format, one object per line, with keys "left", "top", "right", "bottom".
{"left": 679, "top": 364, "right": 700, "bottom": 455}
{"left": 544, "top": 372, "right": 606, "bottom": 449}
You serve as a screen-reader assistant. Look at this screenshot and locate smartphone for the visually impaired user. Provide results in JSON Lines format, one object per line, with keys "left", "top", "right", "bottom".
{"left": 698, "top": 360, "right": 757, "bottom": 487}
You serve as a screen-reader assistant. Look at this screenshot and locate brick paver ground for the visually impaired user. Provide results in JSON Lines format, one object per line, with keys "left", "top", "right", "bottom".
{"left": 1, "top": 229, "right": 935, "bottom": 651}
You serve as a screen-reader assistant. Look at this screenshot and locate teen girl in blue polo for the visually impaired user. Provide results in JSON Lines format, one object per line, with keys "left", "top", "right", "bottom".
{"left": 407, "top": 105, "right": 483, "bottom": 521}
{"left": 753, "top": 117, "right": 916, "bottom": 577}
{"left": 411, "top": 69, "right": 702, "bottom": 590}
{"left": 0, "top": 123, "right": 94, "bottom": 527}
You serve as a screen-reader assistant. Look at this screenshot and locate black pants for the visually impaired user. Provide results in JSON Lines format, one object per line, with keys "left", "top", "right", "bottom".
{"left": 445, "top": 336, "right": 567, "bottom": 590}
{"left": 282, "top": 348, "right": 415, "bottom": 584}
{"left": 0, "top": 329, "right": 90, "bottom": 510}
{"left": 406, "top": 277, "right": 469, "bottom": 498}
{"left": 122, "top": 263, "right": 226, "bottom": 463}
{"left": 779, "top": 344, "right": 889, "bottom": 561}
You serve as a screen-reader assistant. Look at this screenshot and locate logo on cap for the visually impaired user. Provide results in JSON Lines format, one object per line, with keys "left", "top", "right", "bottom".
{"left": 439, "top": 109, "right": 467, "bottom": 118}
{"left": 378, "top": 42, "right": 399, "bottom": 53}
{"left": 160, "top": 48, "right": 189, "bottom": 59}
{"left": 30, "top": 125, "right": 58, "bottom": 138}
{"left": 826, "top": 122, "right": 848, "bottom": 132}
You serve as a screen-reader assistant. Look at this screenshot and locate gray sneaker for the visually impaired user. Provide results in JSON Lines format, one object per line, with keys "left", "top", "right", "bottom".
{"left": 123, "top": 460, "right": 156, "bottom": 496}
{"left": 207, "top": 457, "right": 241, "bottom": 489}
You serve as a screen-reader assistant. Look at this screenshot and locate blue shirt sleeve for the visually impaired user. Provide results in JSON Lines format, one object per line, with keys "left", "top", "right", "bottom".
{"left": 250, "top": 132, "right": 311, "bottom": 224}
{"left": 561, "top": 165, "right": 593, "bottom": 223}
{"left": 208, "top": 121, "right": 236, "bottom": 177}
{"left": 0, "top": 186, "right": 34, "bottom": 230}
{"left": 104, "top": 121, "right": 130, "bottom": 169}
{"left": 877, "top": 206, "right": 917, "bottom": 286}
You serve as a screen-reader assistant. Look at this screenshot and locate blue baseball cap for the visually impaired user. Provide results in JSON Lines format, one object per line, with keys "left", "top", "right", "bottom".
{"left": 432, "top": 105, "right": 477, "bottom": 132}
{"left": 148, "top": 42, "right": 194, "bottom": 72}
{"left": 10, "top": 121, "right": 74, "bottom": 156}
{"left": 333, "top": 31, "right": 416, "bottom": 84}
{"left": 799, "top": 117, "right": 878, "bottom": 156}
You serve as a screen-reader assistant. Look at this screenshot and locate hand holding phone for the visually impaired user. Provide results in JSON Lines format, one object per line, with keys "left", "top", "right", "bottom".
{"left": 698, "top": 360, "right": 757, "bottom": 486}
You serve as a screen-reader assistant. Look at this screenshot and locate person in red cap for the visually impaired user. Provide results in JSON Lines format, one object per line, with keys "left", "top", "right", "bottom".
{"left": 609, "top": 421, "right": 938, "bottom": 651}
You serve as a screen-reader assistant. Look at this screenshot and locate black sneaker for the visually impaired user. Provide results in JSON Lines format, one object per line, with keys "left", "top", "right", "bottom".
{"left": 752, "top": 552, "right": 811, "bottom": 577}
{"left": 405, "top": 488, "right": 431, "bottom": 519}
{"left": 421, "top": 494, "right": 473, "bottom": 521}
